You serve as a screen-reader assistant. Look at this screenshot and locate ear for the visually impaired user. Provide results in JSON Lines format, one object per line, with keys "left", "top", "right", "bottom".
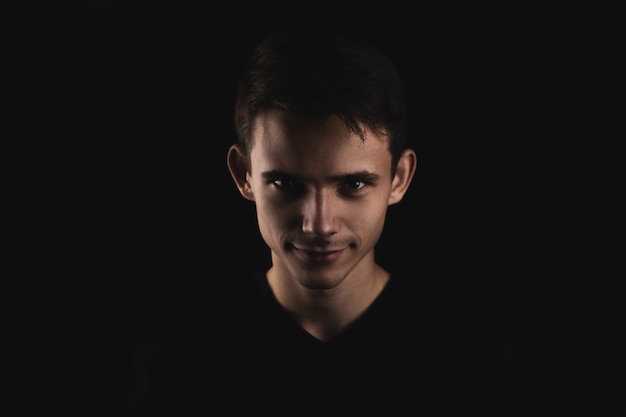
{"left": 388, "top": 148, "right": 417, "bottom": 205}
{"left": 227, "top": 144, "right": 255, "bottom": 201}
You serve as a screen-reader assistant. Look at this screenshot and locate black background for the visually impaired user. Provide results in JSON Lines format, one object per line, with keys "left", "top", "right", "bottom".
{"left": 2, "top": 3, "right": 624, "bottom": 416}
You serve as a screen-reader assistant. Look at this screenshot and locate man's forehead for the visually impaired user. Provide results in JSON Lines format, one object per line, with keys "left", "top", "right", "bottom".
{"left": 251, "top": 110, "right": 389, "bottom": 153}
{"left": 253, "top": 111, "right": 349, "bottom": 140}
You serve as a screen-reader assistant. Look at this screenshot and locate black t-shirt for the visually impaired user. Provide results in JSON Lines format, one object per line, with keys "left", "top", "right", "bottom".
{"left": 129, "top": 271, "right": 530, "bottom": 416}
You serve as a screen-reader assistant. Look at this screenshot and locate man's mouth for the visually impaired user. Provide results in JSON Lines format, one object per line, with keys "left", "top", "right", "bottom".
{"left": 293, "top": 247, "right": 345, "bottom": 265}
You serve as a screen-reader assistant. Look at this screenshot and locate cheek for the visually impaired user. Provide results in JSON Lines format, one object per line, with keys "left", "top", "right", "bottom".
{"left": 254, "top": 197, "right": 292, "bottom": 235}
{"left": 360, "top": 203, "right": 388, "bottom": 229}
{"left": 341, "top": 199, "right": 390, "bottom": 236}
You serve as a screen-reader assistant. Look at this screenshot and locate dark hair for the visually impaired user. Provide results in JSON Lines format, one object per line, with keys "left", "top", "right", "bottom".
{"left": 233, "top": 30, "right": 408, "bottom": 170}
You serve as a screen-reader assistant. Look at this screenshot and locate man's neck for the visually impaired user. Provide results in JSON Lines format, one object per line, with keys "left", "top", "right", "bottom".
{"left": 266, "top": 263, "right": 390, "bottom": 342}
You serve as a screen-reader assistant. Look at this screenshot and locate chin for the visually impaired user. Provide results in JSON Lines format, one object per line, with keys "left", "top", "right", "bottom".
{"left": 296, "top": 271, "right": 348, "bottom": 291}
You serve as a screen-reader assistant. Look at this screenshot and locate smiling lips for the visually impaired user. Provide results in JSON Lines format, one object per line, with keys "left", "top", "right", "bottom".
{"left": 294, "top": 247, "right": 345, "bottom": 265}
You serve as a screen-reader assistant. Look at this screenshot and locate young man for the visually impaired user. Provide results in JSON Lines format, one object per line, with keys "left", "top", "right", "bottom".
{"left": 129, "top": 30, "right": 529, "bottom": 416}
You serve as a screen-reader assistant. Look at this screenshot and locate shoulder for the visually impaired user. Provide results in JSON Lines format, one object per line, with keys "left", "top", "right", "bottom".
{"left": 154, "top": 269, "right": 271, "bottom": 352}
{"left": 396, "top": 274, "right": 523, "bottom": 369}
{"left": 387, "top": 273, "right": 530, "bottom": 415}
{"left": 388, "top": 272, "right": 518, "bottom": 346}
{"left": 129, "top": 272, "right": 269, "bottom": 416}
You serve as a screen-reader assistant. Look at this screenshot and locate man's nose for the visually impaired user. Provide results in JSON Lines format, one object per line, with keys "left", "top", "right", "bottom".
{"left": 301, "top": 190, "right": 339, "bottom": 238}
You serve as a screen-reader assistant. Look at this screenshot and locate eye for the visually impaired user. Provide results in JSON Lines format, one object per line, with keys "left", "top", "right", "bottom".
{"left": 341, "top": 180, "right": 366, "bottom": 192}
{"left": 272, "top": 178, "right": 298, "bottom": 190}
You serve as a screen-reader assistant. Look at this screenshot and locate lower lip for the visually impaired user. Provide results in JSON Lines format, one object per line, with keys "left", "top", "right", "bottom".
{"left": 295, "top": 248, "right": 344, "bottom": 265}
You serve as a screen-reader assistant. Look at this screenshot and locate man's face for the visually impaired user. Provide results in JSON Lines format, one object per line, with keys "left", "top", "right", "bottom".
{"left": 245, "top": 110, "right": 397, "bottom": 290}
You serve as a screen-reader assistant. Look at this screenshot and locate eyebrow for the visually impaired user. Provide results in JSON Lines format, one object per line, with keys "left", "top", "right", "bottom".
{"left": 261, "top": 170, "right": 382, "bottom": 183}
